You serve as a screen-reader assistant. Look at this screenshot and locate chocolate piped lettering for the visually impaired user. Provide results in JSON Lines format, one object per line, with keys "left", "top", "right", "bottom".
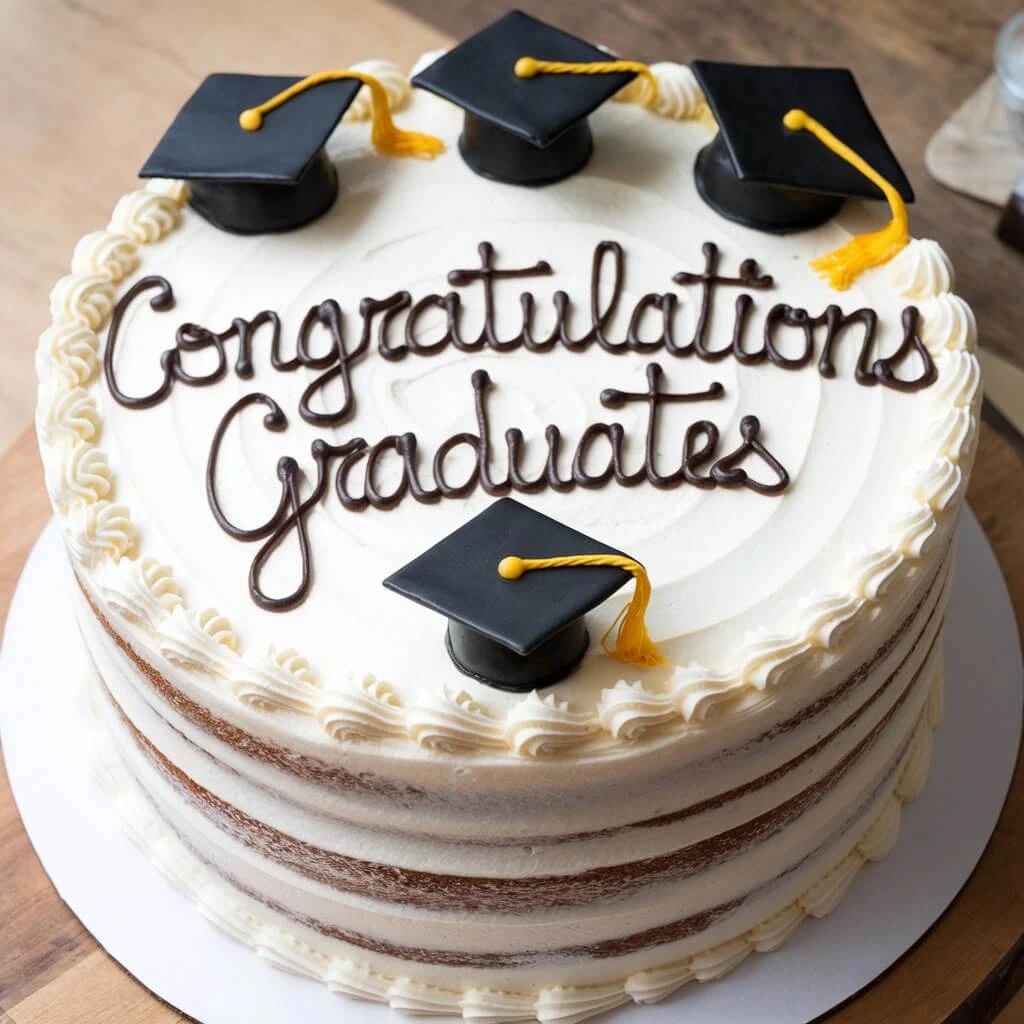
{"left": 205, "top": 366, "right": 788, "bottom": 609}
{"left": 672, "top": 242, "right": 775, "bottom": 359}
{"left": 105, "top": 239, "right": 938, "bottom": 609}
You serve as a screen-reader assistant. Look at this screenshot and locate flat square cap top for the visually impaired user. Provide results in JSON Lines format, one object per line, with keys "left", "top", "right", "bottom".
{"left": 691, "top": 62, "right": 914, "bottom": 203}
{"left": 139, "top": 73, "right": 363, "bottom": 185}
{"left": 383, "top": 498, "right": 632, "bottom": 656}
{"left": 411, "top": 9, "right": 635, "bottom": 149}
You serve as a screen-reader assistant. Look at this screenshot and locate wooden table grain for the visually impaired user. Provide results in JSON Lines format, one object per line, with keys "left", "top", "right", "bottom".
{"left": 0, "top": 0, "right": 1022, "bottom": 1022}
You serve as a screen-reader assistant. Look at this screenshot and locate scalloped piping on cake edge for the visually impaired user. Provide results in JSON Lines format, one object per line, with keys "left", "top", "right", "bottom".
{"left": 83, "top": 658, "right": 942, "bottom": 1024}
{"left": 35, "top": 58, "right": 981, "bottom": 759}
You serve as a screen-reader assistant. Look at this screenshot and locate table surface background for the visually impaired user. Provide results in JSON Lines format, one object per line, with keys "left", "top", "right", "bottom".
{"left": 0, "top": 1, "right": 1022, "bottom": 1022}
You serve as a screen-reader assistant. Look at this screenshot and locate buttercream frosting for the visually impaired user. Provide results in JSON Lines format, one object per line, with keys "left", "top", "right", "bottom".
{"left": 613, "top": 62, "right": 705, "bottom": 120}
{"left": 100, "top": 556, "right": 184, "bottom": 630}
{"left": 888, "top": 238, "right": 955, "bottom": 298}
{"left": 157, "top": 605, "right": 238, "bottom": 677}
{"left": 342, "top": 60, "right": 411, "bottom": 121}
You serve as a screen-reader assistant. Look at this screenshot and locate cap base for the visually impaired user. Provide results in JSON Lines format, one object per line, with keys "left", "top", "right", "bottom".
{"left": 186, "top": 150, "right": 339, "bottom": 235}
{"left": 458, "top": 113, "right": 593, "bottom": 186}
{"left": 446, "top": 618, "right": 590, "bottom": 693}
{"left": 694, "top": 136, "right": 844, "bottom": 234}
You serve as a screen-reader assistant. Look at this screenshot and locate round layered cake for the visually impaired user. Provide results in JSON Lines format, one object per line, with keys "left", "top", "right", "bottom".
{"left": 36, "top": 35, "right": 979, "bottom": 1024}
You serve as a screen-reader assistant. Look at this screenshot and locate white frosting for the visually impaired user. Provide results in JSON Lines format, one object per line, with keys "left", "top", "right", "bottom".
{"left": 144, "top": 177, "right": 191, "bottom": 205}
{"left": 613, "top": 63, "right": 705, "bottom": 120}
{"left": 342, "top": 60, "right": 411, "bottom": 122}
{"left": 746, "top": 904, "right": 804, "bottom": 953}
{"left": 108, "top": 190, "right": 181, "bottom": 244}
{"left": 798, "top": 849, "right": 863, "bottom": 918}
{"left": 895, "top": 716, "right": 932, "bottom": 801}
{"left": 35, "top": 323, "right": 100, "bottom": 389}
{"left": 597, "top": 680, "right": 675, "bottom": 739}
{"left": 36, "top": 386, "right": 101, "bottom": 447}
{"left": 668, "top": 662, "right": 738, "bottom": 723}
{"left": 408, "top": 49, "right": 447, "bottom": 79}
{"left": 49, "top": 272, "right": 114, "bottom": 330}
{"left": 888, "top": 506, "right": 937, "bottom": 558}
{"left": 737, "top": 629, "right": 813, "bottom": 691}
{"left": 316, "top": 674, "right": 406, "bottom": 741}
{"left": 45, "top": 440, "right": 112, "bottom": 509}
{"left": 888, "top": 238, "right": 955, "bottom": 298}
{"left": 71, "top": 231, "right": 140, "bottom": 283}
{"left": 407, "top": 687, "right": 506, "bottom": 753}
{"left": 65, "top": 500, "right": 135, "bottom": 566}
{"left": 924, "top": 405, "right": 974, "bottom": 463}
{"left": 100, "top": 556, "right": 184, "bottom": 630}
{"left": 857, "top": 796, "right": 901, "bottom": 861}
{"left": 935, "top": 350, "right": 982, "bottom": 410}
{"left": 157, "top": 605, "right": 238, "bottom": 677}
{"left": 231, "top": 645, "right": 319, "bottom": 714}
{"left": 82, "top": 544, "right": 948, "bottom": 998}
{"left": 845, "top": 544, "right": 902, "bottom": 600}
{"left": 909, "top": 457, "right": 962, "bottom": 512}
{"left": 918, "top": 294, "right": 977, "bottom": 354}
{"left": 505, "top": 690, "right": 600, "bottom": 755}
{"left": 797, "top": 591, "right": 863, "bottom": 648}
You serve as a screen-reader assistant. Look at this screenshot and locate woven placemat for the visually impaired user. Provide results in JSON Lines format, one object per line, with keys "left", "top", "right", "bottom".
{"left": 925, "top": 74, "right": 1024, "bottom": 206}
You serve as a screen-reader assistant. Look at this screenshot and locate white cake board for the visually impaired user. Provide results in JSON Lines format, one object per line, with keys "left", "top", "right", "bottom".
{"left": 0, "top": 513, "right": 1020, "bottom": 1024}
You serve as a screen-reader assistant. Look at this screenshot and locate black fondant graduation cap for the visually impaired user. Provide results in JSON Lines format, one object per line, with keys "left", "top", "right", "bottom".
{"left": 139, "top": 73, "right": 362, "bottom": 234}
{"left": 384, "top": 498, "right": 635, "bottom": 692}
{"left": 691, "top": 62, "right": 914, "bottom": 233}
{"left": 411, "top": 10, "right": 636, "bottom": 186}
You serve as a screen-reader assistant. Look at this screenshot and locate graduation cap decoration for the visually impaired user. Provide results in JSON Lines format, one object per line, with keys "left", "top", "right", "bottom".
{"left": 412, "top": 10, "right": 646, "bottom": 186}
{"left": 690, "top": 62, "right": 914, "bottom": 254}
{"left": 384, "top": 498, "right": 664, "bottom": 692}
{"left": 140, "top": 70, "right": 443, "bottom": 234}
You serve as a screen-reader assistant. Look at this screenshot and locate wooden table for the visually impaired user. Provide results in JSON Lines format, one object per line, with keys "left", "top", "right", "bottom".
{"left": 0, "top": 1, "right": 1022, "bottom": 1021}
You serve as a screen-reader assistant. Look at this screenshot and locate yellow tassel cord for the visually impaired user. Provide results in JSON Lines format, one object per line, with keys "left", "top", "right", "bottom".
{"left": 697, "top": 103, "right": 718, "bottom": 133}
{"left": 239, "top": 70, "right": 444, "bottom": 159}
{"left": 782, "top": 108, "right": 909, "bottom": 291}
{"left": 498, "top": 554, "right": 666, "bottom": 668}
{"left": 514, "top": 57, "right": 659, "bottom": 111}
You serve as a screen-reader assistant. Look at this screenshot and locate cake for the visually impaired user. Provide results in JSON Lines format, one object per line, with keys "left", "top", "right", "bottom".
{"left": 35, "top": 11, "right": 980, "bottom": 1022}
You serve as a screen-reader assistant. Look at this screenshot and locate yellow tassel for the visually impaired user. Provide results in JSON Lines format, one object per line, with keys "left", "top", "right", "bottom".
{"left": 782, "top": 108, "right": 909, "bottom": 291}
{"left": 497, "top": 553, "right": 666, "bottom": 668}
{"left": 239, "top": 70, "right": 444, "bottom": 159}
{"left": 696, "top": 101, "right": 717, "bottom": 133}
{"left": 514, "top": 57, "right": 659, "bottom": 111}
